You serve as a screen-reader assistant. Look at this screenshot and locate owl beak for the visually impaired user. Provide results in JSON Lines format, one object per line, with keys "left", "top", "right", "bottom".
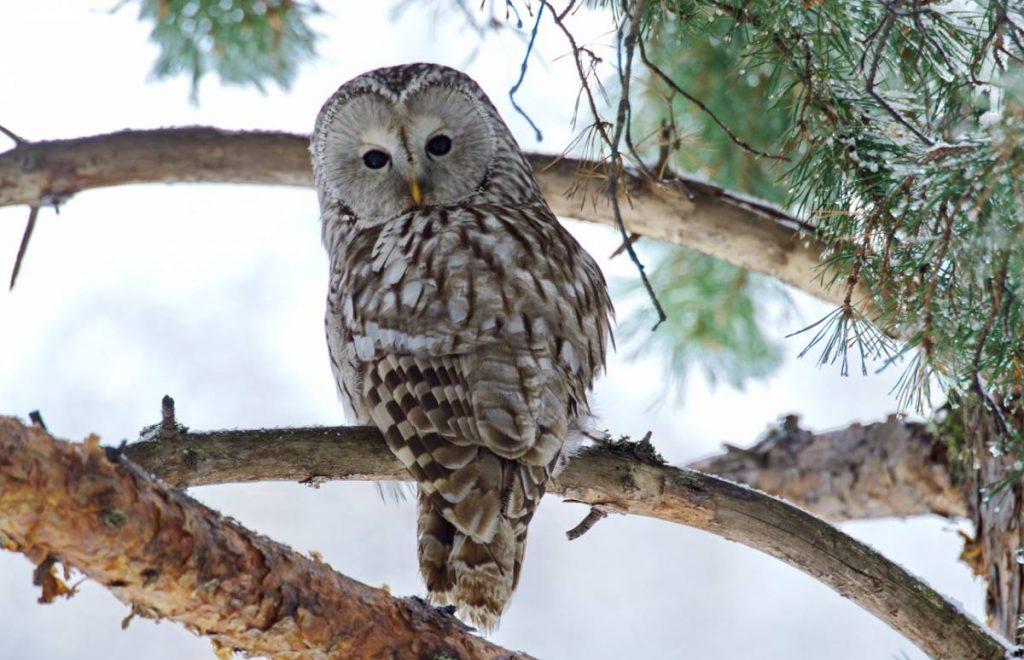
{"left": 409, "top": 179, "right": 423, "bottom": 206}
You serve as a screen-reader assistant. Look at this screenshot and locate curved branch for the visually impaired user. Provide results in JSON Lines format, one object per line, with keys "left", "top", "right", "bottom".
{"left": 0, "top": 127, "right": 869, "bottom": 310}
{"left": 0, "top": 417, "right": 528, "bottom": 659}
{"left": 122, "top": 422, "right": 1010, "bottom": 659}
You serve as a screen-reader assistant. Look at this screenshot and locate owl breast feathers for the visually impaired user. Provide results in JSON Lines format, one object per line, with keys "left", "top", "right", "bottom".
{"left": 311, "top": 63, "right": 613, "bottom": 631}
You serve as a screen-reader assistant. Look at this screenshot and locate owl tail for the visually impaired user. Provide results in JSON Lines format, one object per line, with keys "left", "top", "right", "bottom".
{"left": 416, "top": 493, "right": 529, "bottom": 632}
{"left": 417, "top": 494, "right": 456, "bottom": 597}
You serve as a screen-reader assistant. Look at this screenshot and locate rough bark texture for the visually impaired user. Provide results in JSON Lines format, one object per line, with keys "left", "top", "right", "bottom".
{"left": 0, "top": 127, "right": 872, "bottom": 310}
{"left": 0, "top": 417, "right": 528, "bottom": 660}
{"left": 689, "top": 414, "right": 966, "bottom": 522}
{"left": 121, "top": 421, "right": 1011, "bottom": 659}
{"left": 960, "top": 400, "right": 1024, "bottom": 643}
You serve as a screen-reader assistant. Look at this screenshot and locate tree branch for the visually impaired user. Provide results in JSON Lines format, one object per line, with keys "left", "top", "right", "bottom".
{"left": 689, "top": 414, "right": 966, "bottom": 522}
{"left": 120, "top": 419, "right": 1010, "bottom": 659}
{"left": 0, "top": 417, "right": 529, "bottom": 659}
{"left": 0, "top": 127, "right": 870, "bottom": 311}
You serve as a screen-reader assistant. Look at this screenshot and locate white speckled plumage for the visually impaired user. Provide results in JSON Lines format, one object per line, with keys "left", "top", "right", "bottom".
{"left": 311, "top": 63, "right": 613, "bottom": 631}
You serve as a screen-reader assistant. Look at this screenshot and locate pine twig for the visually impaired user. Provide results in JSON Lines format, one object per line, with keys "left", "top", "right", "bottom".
{"left": 861, "top": 4, "right": 935, "bottom": 146}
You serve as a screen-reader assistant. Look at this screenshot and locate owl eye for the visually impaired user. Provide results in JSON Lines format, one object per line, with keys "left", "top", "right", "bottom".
{"left": 362, "top": 149, "right": 390, "bottom": 169}
{"left": 426, "top": 134, "right": 452, "bottom": 157}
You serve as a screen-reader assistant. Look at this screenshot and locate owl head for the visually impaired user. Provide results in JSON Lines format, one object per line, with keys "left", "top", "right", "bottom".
{"left": 311, "top": 63, "right": 536, "bottom": 220}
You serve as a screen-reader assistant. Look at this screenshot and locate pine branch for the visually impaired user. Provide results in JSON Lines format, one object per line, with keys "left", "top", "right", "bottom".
{"left": 0, "top": 127, "right": 872, "bottom": 312}
{"left": 0, "top": 416, "right": 529, "bottom": 659}
{"left": 115, "top": 414, "right": 1010, "bottom": 659}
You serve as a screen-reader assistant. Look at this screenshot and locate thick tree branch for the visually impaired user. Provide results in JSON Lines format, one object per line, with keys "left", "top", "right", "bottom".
{"left": 689, "top": 414, "right": 966, "bottom": 522}
{"left": 0, "top": 127, "right": 870, "bottom": 310}
{"left": 121, "top": 421, "right": 1010, "bottom": 659}
{"left": 0, "top": 417, "right": 528, "bottom": 659}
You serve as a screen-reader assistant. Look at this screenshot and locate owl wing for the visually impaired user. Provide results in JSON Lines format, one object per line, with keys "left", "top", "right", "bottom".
{"left": 364, "top": 351, "right": 558, "bottom": 539}
{"left": 336, "top": 204, "right": 611, "bottom": 624}
{"left": 340, "top": 203, "right": 611, "bottom": 465}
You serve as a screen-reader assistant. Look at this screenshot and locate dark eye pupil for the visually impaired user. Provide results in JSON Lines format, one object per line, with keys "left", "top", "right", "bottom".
{"left": 426, "top": 135, "right": 452, "bottom": 156}
{"left": 362, "top": 150, "right": 389, "bottom": 169}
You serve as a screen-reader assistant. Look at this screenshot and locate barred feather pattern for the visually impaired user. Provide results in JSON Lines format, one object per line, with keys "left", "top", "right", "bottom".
{"left": 312, "top": 64, "right": 613, "bottom": 631}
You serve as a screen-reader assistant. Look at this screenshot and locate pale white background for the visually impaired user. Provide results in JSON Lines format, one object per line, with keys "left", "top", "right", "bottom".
{"left": 0, "top": 2, "right": 984, "bottom": 658}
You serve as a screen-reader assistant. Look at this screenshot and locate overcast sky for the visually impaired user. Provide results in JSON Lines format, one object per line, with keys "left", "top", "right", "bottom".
{"left": 0, "top": 2, "right": 984, "bottom": 659}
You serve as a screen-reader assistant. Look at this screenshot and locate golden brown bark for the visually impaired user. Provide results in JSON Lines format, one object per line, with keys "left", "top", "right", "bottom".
{"left": 0, "top": 417, "right": 528, "bottom": 659}
{"left": 120, "top": 419, "right": 1010, "bottom": 659}
{"left": 0, "top": 127, "right": 873, "bottom": 311}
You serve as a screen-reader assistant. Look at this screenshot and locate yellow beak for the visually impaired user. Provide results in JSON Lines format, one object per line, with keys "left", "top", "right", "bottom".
{"left": 409, "top": 179, "right": 423, "bottom": 206}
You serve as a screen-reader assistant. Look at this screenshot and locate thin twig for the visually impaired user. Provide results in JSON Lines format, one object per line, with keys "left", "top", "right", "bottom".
{"left": 556, "top": 0, "right": 580, "bottom": 21}
{"left": 0, "top": 123, "right": 28, "bottom": 146}
{"left": 971, "top": 250, "right": 1014, "bottom": 442}
{"left": 565, "top": 506, "right": 608, "bottom": 540}
{"left": 608, "top": 0, "right": 667, "bottom": 329}
{"left": 540, "top": 0, "right": 666, "bottom": 328}
{"left": 609, "top": 232, "right": 640, "bottom": 258}
{"left": 508, "top": 1, "right": 546, "bottom": 141}
{"left": 638, "top": 39, "right": 788, "bottom": 161}
{"left": 998, "top": 0, "right": 1024, "bottom": 59}
{"left": 862, "top": 4, "right": 935, "bottom": 146}
{"left": 28, "top": 410, "right": 47, "bottom": 430}
{"left": 9, "top": 205, "right": 40, "bottom": 290}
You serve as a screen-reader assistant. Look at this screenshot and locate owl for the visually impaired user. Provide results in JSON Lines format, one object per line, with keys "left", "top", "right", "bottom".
{"left": 310, "top": 63, "right": 613, "bottom": 631}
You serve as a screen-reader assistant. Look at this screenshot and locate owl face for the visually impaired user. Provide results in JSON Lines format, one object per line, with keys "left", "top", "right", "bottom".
{"left": 313, "top": 66, "right": 499, "bottom": 219}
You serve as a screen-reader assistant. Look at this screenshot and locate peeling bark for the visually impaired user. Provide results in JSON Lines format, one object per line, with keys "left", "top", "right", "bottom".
{"left": 689, "top": 414, "right": 966, "bottom": 521}
{"left": 0, "top": 417, "right": 528, "bottom": 659}
{"left": 0, "top": 127, "right": 873, "bottom": 311}
{"left": 120, "top": 419, "right": 1011, "bottom": 659}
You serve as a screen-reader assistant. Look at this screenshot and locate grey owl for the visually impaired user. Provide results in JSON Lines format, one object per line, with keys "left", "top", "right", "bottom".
{"left": 310, "top": 63, "right": 613, "bottom": 631}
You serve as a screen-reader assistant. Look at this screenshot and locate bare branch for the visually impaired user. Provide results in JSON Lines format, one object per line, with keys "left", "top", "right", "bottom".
{"left": 0, "top": 417, "right": 529, "bottom": 659}
{"left": 0, "top": 127, "right": 874, "bottom": 313}
{"left": 689, "top": 414, "right": 966, "bottom": 521}
{"left": 120, "top": 419, "right": 1010, "bottom": 659}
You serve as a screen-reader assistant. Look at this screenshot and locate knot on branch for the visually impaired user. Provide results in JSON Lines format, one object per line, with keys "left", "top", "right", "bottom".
{"left": 139, "top": 395, "right": 188, "bottom": 443}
